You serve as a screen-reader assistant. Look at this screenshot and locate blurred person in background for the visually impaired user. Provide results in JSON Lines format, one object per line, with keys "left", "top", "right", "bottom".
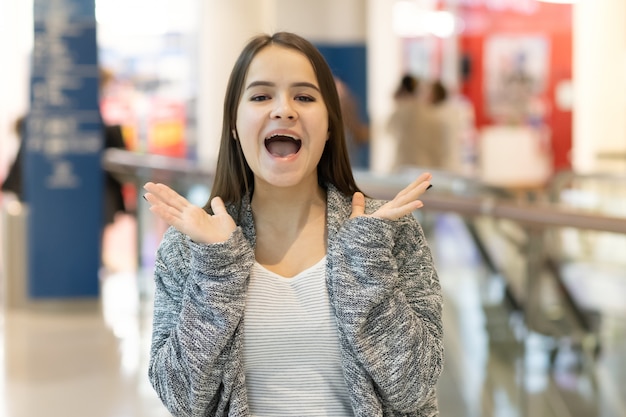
{"left": 1, "top": 115, "right": 26, "bottom": 201}
{"left": 387, "top": 73, "right": 424, "bottom": 172}
{"left": 100, "top": 68, "right": 129, "bottom": 227}
{"left": 420, "top": 79, "right": 453, "bottom": 171}
{"left": 426, "top": 79, "right": 476, "bottom": 175}
{"left": 1, "top": 69, "right": 129, "bottom": 221}
{"left": 335, "top": 77, "right": 370, "bottom": 170}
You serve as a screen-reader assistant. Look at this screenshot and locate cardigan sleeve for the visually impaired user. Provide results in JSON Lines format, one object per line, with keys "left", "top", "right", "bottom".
{"left": 148, "top": 226, "right": 255, "bottom": 417}
{"left": 328, "top": 213, "right": 443, "bottom": 414}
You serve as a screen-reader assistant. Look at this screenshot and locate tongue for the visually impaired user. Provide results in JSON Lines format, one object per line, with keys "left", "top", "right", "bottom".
{"left": 267, "top": 139, "right": 299, "bottom": 157}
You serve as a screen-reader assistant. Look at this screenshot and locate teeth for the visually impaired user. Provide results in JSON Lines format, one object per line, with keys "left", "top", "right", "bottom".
{"left": 266, "top": 133, "right": 299, "bottom": 140}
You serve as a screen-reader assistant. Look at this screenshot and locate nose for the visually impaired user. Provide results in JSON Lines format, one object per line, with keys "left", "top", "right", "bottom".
{"left": 270, "top": 95, "right": 297, "bottom": 120}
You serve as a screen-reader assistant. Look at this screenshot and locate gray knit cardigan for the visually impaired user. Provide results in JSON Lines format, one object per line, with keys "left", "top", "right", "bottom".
{"left": 148, "top": 184, "right": 444, "bottom": 417}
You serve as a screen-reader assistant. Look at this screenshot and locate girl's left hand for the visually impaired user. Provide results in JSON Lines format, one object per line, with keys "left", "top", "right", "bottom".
{"left": 350, "top": 172, "right": 432, "bottom": 221}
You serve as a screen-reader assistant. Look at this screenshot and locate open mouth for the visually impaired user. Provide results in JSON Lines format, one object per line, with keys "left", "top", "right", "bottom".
{"left": 265, "top": 134, "right": 302, "bottom": 158}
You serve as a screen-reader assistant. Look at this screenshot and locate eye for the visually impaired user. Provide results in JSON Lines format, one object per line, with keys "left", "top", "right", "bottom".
{"left": 295, "top": 95, "right": 315, "bottom": 102}
{"left": 251, "top": 94, "right": 270, "bottom": 102}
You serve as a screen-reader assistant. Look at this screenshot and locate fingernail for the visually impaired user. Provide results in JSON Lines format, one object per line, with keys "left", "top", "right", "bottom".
{"left": 143, "top": 194, "right": 148, "bottom": 201}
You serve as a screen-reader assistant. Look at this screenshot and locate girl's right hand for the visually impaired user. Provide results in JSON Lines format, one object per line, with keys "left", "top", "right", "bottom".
{"left": 143, "top": 182, "right": 237, "bottom": 244}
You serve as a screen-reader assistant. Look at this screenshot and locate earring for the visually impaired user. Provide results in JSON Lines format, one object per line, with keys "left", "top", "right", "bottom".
{"left": 232, "top": 129, "right": 238, "bottom": 140}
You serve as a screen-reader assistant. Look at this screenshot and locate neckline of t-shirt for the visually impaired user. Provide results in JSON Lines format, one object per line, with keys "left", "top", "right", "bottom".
{"left": 253, "top": 255, "right": 327, "bottom": 281}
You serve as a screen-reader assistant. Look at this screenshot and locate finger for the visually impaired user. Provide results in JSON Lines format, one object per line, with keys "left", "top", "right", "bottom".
{"left": 143, "top": 181, "right": 161, "bottom": 195}
{"left": 394, "top": 175, "right": 432, "bottom": 206}
{"left": 381, "top": 200, "right": 424, "bottom": 221}
{"left": 144, "top": 193, "right": 183, "bottom": 219}
{"left": 394, "top": 177, "right": 429, "bottom": 203}
{"left": 148, "top": 203, "right": 181, "bottom": 226}
{"left": 350, "top": 192, "right": 365, "bottom": 219}
{"left": 404, "top": 172, "right": 432, "bottom": 194}
{"left": 143, "top": 182, "right": 156, "bottom": 200}
{"left": 406, "top": 178, "right": 432, "bottom": 199}
{"left": 149, "top": 183, "right": 188, "bottom": 211}
{"left": 143, "top": 192, "right": 172, "bottom": 213}
{"left": 210, "top": 196, "right": 227, "bottom": 216}
{"left": 142, "top": 191, "right": 156, "bottom": 205}
{"left": 143, "top": 189, "right": 182, "bottom": 219}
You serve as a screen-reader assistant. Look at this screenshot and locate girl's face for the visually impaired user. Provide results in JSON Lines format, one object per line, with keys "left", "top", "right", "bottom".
{"left": 235, "top": 45, "right": 329, "bottom": 190}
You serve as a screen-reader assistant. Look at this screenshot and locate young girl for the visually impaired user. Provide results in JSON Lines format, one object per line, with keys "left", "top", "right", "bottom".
{"left": 143, "top": 32, "right": 443, "bottom": 417}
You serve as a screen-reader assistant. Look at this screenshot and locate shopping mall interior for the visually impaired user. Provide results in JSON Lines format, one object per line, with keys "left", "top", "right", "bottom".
{"left": 1, "top": 1, "right": 625, "bottom": 416}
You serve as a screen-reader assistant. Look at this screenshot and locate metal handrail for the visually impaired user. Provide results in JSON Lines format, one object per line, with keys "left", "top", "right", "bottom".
{"left": 422, "top": 193, "right": 626, "bottom": 234}
{"left": 102, "top": 148, "right": 213, "bottom": 185}
{"left": 548, "top": 169, "right": 626, "bottom": 201}
{"left": 550, "top": 169, "right": 626, "bottom": 184}
{"left": 103, "top": 150, "right": 626, "bottom": 234}
{"left": 353, "top": 170, "right": 626, "bottom": 234}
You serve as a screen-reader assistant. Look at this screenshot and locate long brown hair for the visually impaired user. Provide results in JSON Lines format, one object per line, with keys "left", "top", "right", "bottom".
{"left": 205, "top": 32, "right": 361, "bottom": 214}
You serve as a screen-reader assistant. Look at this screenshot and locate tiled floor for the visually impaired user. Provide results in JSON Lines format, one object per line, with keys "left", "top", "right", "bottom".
{"left": 1, "top": 205, "right": 625, "bottom": 416}
{"left": 0, "top": 212, "right": 169, "bottom": 417}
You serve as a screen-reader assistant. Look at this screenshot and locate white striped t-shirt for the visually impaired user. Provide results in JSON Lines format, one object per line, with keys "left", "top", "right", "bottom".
{"left": 243, "top": 256, "right": 353, "bottom": 416}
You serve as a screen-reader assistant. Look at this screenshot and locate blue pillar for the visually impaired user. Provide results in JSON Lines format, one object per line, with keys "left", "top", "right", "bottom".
{"left": 26, "top": 0, "right": 102, "bottom": 299}
{"left": 316, "top": 43, "right": 369, "bottom": 170}
{"left": 315, "top": 43, "right": 368, "bottom": 123}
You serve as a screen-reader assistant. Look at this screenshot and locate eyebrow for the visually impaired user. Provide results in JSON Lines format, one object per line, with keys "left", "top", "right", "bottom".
{"left": 245, "top": 80, "right": 321, "bottom": 92}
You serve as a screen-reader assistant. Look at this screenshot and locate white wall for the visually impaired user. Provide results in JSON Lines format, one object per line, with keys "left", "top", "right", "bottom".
{"left": 0, "top": 0, "right": 32, "bottom": 180}
{"left": 273, "top": 0, "right": 366, "bottom": 43}
{"left": 196, "top": 0, "right": 275, "bottom": 167}
{"left": 573, "top": 0, "right": 626, "bottom": 172}
{"left": 366, "top": 0, "right": 403, "bottom": 173}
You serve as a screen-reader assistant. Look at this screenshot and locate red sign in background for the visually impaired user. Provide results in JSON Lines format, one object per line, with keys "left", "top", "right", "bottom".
{"left": 459, "top": 2, "right": 573, "bottom": 171}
